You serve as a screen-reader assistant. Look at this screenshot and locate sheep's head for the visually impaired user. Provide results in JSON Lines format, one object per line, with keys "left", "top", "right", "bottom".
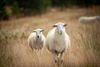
{"left": 33, "top": 28, "right": 44, "bottom": 38}
{"left": 95, "top": 16, "right": 100, "bottom": 20}
{"left": 53, "top": 22, "right": 67, "bottom": 35}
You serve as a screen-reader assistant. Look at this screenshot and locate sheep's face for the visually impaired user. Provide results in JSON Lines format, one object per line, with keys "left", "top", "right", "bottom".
{"left": 33, "top": 29, "right": 44, "bottom": 39}
{"left": 53, "top": 22, "right": 67, "bottom": 35}
{"left": 96, "top": 16, "right": 100, "bottom": 20}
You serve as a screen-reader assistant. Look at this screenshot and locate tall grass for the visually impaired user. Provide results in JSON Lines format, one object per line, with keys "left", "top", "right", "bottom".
{"left": 0, "top": 8, "right": 100, "bottom": 67}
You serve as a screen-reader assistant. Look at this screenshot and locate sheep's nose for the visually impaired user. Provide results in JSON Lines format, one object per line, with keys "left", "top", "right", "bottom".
{"left": 59, "top": 31, "right": 62, "bottom": 35}
{"left": 37, "top": 35, "right": 39, "bottom": 38}
{"left": 58, "top": 30, "right": 62, "bottom": 35}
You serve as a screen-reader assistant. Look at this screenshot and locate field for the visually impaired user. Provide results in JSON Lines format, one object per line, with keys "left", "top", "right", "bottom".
{"left": 0, "top": 7, "right": 100, "bottom": 67}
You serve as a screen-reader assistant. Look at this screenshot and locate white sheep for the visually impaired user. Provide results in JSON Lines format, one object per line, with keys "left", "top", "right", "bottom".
{"left": 45, "top": 22, "right": 70, "bottom": 63}
{"left": 28, "top": 28, "right": 45, "bottom": 50}
{"left": 79, "top": 16, "right": 100, "bottom": 23}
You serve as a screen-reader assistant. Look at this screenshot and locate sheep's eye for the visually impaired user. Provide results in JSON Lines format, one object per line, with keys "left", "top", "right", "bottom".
{"left": 40, "top": 31, "right": 42, "bottom": 32}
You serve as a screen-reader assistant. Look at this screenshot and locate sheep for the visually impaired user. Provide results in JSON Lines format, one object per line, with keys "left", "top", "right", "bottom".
{"left": 45, "top": 22, "right": 70, "bottom": 64}
{"left": 79, "top": 16, "right": 100, "bottom": 23}
{"left": 28, "top": 28, "right": 45, "bottom": 51}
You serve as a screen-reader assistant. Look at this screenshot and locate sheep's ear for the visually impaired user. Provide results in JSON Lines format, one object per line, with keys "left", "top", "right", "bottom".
{"left": 33, "top": 30, "right": 36, "bottom": 32}
{"left": 64, "top": 24, "right": 67, "bottom": 27}
{"left": 41, "top": 29, "right": 44, "bottom": 32}
{"left": 53, "top": 24, "right": 57, "bottom": 27}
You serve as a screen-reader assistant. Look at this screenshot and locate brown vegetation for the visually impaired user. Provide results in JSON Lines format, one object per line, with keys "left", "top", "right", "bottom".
{"left": 0, "top": 8, "right": 100, "bottom": 67}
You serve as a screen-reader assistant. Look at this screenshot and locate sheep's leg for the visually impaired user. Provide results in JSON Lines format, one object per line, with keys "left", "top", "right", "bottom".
{"left": 52, "top": 52, "right": 61, "bottom": 67}
{"left": 55, "top": 52, "right": 64, "bottom": 67}
{"left": 52, "top": 52, "right": 58, "bottom": 63}
{"left": 59, "top": 50, "right": 65, "bottom": 63}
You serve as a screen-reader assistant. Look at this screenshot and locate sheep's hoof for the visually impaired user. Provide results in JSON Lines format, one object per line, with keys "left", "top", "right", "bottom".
{"left": 60, "top": 59, "right": 63, "bottom": 63}
{"left": 55, "top": 57, "right": 59, "bottom": 63}
{"left": 55, "top": 60, "right": 57, "bottom": 63}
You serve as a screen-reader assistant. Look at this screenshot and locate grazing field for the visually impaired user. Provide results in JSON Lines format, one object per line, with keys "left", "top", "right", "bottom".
{"left": 0, "top": 8, "right": 100, "bottom": 67}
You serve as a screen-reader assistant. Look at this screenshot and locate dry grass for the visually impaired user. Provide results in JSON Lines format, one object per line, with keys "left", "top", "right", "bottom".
{"left": 0, "top": 7, "right": 100, "bottom": 67}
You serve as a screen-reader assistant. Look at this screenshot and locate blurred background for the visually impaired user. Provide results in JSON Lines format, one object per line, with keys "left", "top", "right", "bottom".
{"left": 0, "top": 0, "right": 100, "bottom": 20}
{"left": 0, "top": 0, "right": 100, "bottom": 67}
